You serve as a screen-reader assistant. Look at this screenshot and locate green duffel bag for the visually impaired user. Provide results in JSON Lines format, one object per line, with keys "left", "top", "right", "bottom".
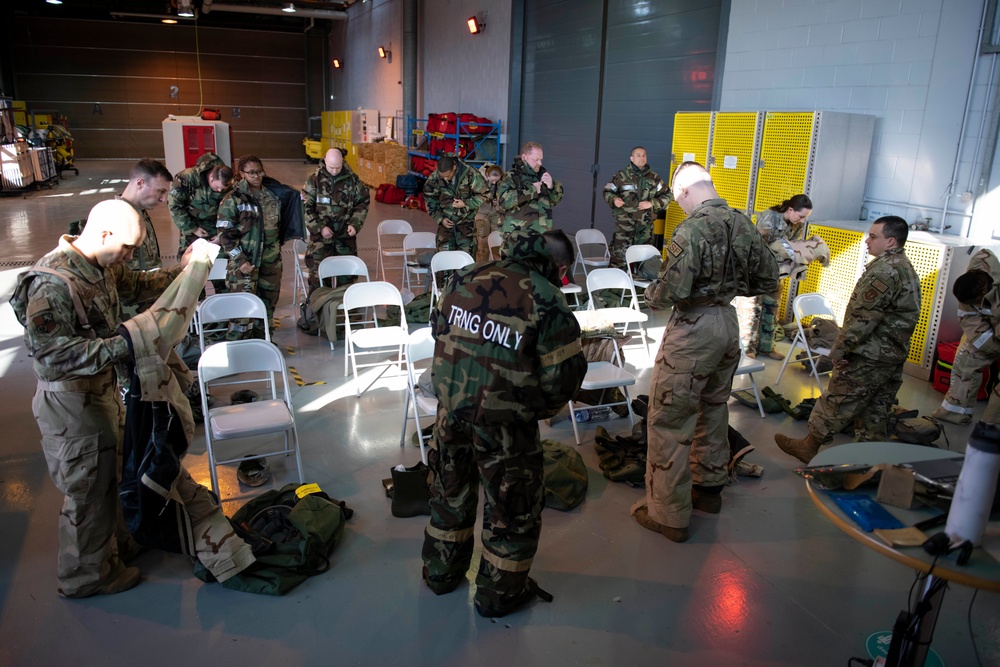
{"left": 542, "top": 440, "right": 589, "bottom": 511}
{"left": 194, "top": 483, "right": 351, "bottom": 595}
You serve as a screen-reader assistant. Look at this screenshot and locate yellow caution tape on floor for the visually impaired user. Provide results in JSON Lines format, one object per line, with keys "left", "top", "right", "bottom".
{"left": 287, "top": 366, "right": 326, "bottom": 386}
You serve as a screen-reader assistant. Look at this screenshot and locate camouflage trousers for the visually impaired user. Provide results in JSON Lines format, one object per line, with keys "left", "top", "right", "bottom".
{"left": 305, "top": 237, "right": 358, "bottom": 294}
{"left": 435, "top": 220, "right": 478, "bottom": 259}
{"left": 644, "top": 305, "right": 740, "bottom": 529}
{"left": 422, "top": 411, "right": 544, "bottom": 610}
{"left": 609, "top": 217, "right": 653, "bottom": 270}
{"left": 746, "top": 292, "right": 780, "bottom": 354}
{"left": 499, "top": 217, "right": 552, "bottom": 238}
{"left": 225, "top": 251, "right": 283, "bottom": 321}
{"left": 939, "top": 338, "right": 995, "bottom": 417}
{"left": 474, "top": 211, "right": 502, "bottom": 264}
{"left": 808, "top": 356, "right": 904, "bottom": 443}
{"left": 32, "top": 377, "right": 129, "bottom": 597}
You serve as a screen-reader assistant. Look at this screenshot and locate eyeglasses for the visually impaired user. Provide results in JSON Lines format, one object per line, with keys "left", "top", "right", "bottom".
{"left": 242, "top": 169, "right": 264, "bottom": 177}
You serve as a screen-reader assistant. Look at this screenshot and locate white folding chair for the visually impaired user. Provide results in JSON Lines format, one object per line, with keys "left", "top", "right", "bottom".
{"left": 375, "top": 219, "right": 413, "bottom": 284}
{"left": 733, "top": 341, "right": 767, "bottom": 418}
{"left": 399, "top": 327, "right": 437, "bottom": 464}
{"left": 567, "top": 328, "right": 636, "bottom": 445}
{"left": 573, "top": 228, "right": 611, "bottom": 278}
{"left": 585, "top": 267, "right": 652, "bottom": 359}
{"left": 561, "top": 283, "right": 583, "bottom": 310}
{"left": 197, "top": 339, "right": 304, "bottom": 497}
{"left": 775, "top": 292, "right": 838, "bottom": 391}
{"left": 430, "top": 250, "right": 475, "bottom": 306}
{"left": 318, "top": 255, "right": 371, "bottom": 350}
{"left": 292, "top": 238, "right": 309, "bottom": 308}
{"left": 487, "top": 230, "right": 503, "bottom": 260}
{"left": 625, "top": 244, "right": 660, "bottom": 307}
{"left": 342, "top": 281, "right": 410, "bottom": 396}
{"left": 402, "top": 231, "right": 437, "bottom": 293}
{"left": 196, "top": 292, "right": 271, "bottom": 353}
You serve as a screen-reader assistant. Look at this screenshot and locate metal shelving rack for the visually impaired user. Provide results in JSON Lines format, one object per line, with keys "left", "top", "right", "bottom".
{"left": 407, "top": 115, "right": 502, "bottom": 176}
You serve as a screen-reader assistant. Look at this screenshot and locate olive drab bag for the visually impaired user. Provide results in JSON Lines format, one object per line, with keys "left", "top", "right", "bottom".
{"left": 193, "top": 483, "right": 351, "bottom": 595}
{"left": 542, "top": 440, "right": 589, "bottom": 511}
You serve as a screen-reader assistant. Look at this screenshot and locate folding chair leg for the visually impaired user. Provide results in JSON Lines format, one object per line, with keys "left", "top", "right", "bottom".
{"left": 775, "top": 334, "right": 801, "bottom": 384}
{"left": 569, "top": 401, "right": 581, "bottom": 445}
{"left": 749, "top": 374, "right": 765, "bottom": 418}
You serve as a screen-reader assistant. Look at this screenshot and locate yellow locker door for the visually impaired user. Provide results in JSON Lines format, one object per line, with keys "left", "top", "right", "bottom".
{"left": 902, "top": 242, "right": 944, "bottom": 370}
{"left": 795, "top": 224, "right": 866, "bottom": 326}
{"left": 709, "top": 111, "right": 759, "bottom": 212}
{"left": 662, "top": 112, "right": 712, "bottom": 257}
{"left": 753, "top": 112, "right": 815, "bottom": 213}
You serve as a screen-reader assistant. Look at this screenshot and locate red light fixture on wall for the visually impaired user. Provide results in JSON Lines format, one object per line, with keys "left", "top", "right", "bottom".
{"left": 333, "top": 58, "right": 341, "bottom": 69}
{"left": 467, "top": 16, "right": 484, "bottom": 34}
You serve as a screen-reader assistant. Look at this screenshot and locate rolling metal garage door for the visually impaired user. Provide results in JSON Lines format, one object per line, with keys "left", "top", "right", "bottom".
{"left": 514, "top": 0, "right": 723, "bottom": 235}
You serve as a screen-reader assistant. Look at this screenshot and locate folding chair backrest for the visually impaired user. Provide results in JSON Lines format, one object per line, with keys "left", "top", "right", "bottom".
{"left": 625, "top": 244, "right": 660, "bottom": 267}
{"left": 378, "top": 219, "right": 412, "bottom": 244}
{"left": 794, "top": 292, "right": 838, "bottom": 325}
{"left": 343, "top": 280, "right": 408, "bottom": 329}
{"left": 403, "top": 231, "right": 437, "bottom": 255}
{"left": 197, "top": 292, "right": 271, "bottom": 350}
{"left": 576, "top": 229, "right": 609, "bottom": 255}
{"left": 406, "top": 326, "right": 436, "bottom": 374}
{"left": 319, "top": 255, "right": 370, "bottom": 287}
{"left": 198, "top": 339, "right": 285, "bottom": 387}
{"left": 430, "top": 250, "right": 475, "bottom": 298}
{"left": 487, "top": 230, "right": 503, "bottom": 260}
{"left": 586, "top": 267, "right": 639, "bottom": 309}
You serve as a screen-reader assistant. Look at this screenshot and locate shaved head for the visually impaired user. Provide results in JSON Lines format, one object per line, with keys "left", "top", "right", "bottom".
{"left": 77, "top": 199, "right": 144, "bottom": 268}
{"left": 324, "top": 148, "right": 344, "bottom": 176}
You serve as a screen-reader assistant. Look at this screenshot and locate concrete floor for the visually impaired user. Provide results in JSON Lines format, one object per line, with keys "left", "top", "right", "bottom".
{"left": 0, "top": 160, "right": 997, "bottom": 666}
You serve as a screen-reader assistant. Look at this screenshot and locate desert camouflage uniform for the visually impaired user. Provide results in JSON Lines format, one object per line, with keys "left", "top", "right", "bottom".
{"left": 302, "top": 162, "right": 369, "bottom": 293}
{"left": 936, "top": 250, "right": 1000, "bottom": 417}
{"left": 119, "top": 195, "right": 162, "bottom": 272}
{"left": 497, "top": 158, "right": 564, "bottom": 236}
{"left": 807, "top": 247, "right": 921, "bottom": 442}
{"left": 602, "top": 163, "right": 672, "bottom": 269}
{"left": 642, "top": 200, "right": 778, "bottom": 529}
{"left": 424, "top": 160, "right": 487, "bottom": 256}
{"left": 168, "top": 152, "right": 227, "bottom": 254}
{"left": 422, "top": 231, "right": 586, "bottom": 612}
{"left": 743, "top": 208, "right": 805, "bottom": 354}
{"left": 216, "top": 180, "right": 283, "bottom": 320}
{"left": 474, "top": 178, "right": 503, "bottom": 263}
{"left": 9, "top": 236, "right": 181, "bottom": 597}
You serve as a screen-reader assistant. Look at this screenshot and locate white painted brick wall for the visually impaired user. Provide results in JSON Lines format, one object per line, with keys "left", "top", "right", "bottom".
{"left": 721, "top": 0, "right": 991, "bottom": 237}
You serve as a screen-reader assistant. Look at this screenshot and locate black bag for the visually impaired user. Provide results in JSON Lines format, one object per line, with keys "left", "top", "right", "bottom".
{"left": 194, "top": 483, "right": 351, "bottom": 595}
{"left": 297, "top": 300, "right": 320, "bottom": 336}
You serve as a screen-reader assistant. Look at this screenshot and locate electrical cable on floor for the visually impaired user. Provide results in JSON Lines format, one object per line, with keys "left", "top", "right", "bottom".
{"left": 967, "top": 588, "right": 983, "bottom": 667}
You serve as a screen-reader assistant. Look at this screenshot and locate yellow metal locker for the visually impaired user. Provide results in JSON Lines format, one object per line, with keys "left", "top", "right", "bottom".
{"left": 754, "top": 112, "right": 814, "bottom": 212}
{"left": 709, "top": 112, "right": 760, "bottom": 213}
{"left": 662, "top": 112, "right": 712, "bottom": 257}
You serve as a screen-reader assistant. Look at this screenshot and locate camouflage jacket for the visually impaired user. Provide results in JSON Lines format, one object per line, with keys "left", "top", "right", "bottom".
{"left": 424, "top": 161, "right": 487, "bottom": 228}
{"left": 497, "top": 157, "right": 564, "bottom": 231}
{"left": 302, "top": 163, "right": 369, "bottom": 241}
{"left": 602, "top": 163, "right": 672, "bottom": 224}
{"left": 168, "top": 152, "right": 227, "bottom": 245}
{"left": 755, "top": 208, "right": 804, "bottom": 243}
{"left": 9, "top": 236, "right": 181, "bottom": 383}
{"left": 834, "top": 247, "right": 921, "bottom": 364}
{"left": 119, "top": 195, "right": 162, "bottom": 272}
{"left": 217, "top": 179, "right": 281, "bottom": 268}
{"left": 957, "top": 249, "right": 1000, "bottom": 356}
{"left": 646, "top": 199, "right": 779, "bottom": 309}
{"left": 431, "top": 231, "right": 587, "bottom": 424}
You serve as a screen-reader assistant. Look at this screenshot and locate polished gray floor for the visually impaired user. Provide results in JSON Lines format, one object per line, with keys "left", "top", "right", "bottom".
{"left": 0, "top": 161, "right": 996, "bottom": 666}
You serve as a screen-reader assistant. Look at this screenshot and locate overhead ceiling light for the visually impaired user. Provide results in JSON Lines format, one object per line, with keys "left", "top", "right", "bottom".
{"left": 332, "top": 58, "right": 341, "bottom": 68}
{"left": 467, "top": 16, "right": 484, "bottom": 34}
{"left": 163, "top": 18, "right": 178, "bottom": 24}
{"left": 282, "top": 3, "right": 297, "bottom": 12}
{"left": 46, "top": 0, "right": 63, "bottom": 4}
{"left": 177, "top": 1, "right": 195, "bottom": 18}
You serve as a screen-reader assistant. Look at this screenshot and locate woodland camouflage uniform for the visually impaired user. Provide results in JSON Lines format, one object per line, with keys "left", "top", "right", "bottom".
{"left": 9, "top": 236, "right": 181, "bottom": 597}
{"left": 937, "top": 249, "right": 1000, "bottom": 419}
{"left": 424, "top": 160, "right": 487, "bottom": 256}
{"left": 807, "top": 247, "right": 921, "bottom": 442}
{"left": 602, "top": 163, "right": 672, "bottom": 268}
{"left": 422, "top": 231, "right": 586, "bottom": 615}
{"left": 302, "top": 162, "right": 369, "bottom": 293}
{"left": 216, "top": 179, "right": 283, "bottom": 320}
{"left": 168, "top": 152, "right": 227, "bottom": 254}
{"left": 745, "top": 208, "right": 804, "bottom": 354}
{"left": 497, "top": 157, "right": 564, "bottom": 236}
{"left": 119, "top": 196, "right": 161, "bottom": 272}
{"left": 641, "top": 199, "right": 778, "bottom": 531}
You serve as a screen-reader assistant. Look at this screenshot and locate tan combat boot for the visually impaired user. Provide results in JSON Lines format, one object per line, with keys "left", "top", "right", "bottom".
{"left": 930, "top": 406, "right": 972, "bottom": 425}
{"left": 631, "top": 504, "right": 689, "bottom": 542}
{"left": 774, "top": 432, "right": 823, "bottom": 464}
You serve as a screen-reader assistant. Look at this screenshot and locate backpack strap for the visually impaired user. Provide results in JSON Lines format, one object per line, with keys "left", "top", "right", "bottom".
{"left": 21, "top": 266, "right": 96, "bottom": 340}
